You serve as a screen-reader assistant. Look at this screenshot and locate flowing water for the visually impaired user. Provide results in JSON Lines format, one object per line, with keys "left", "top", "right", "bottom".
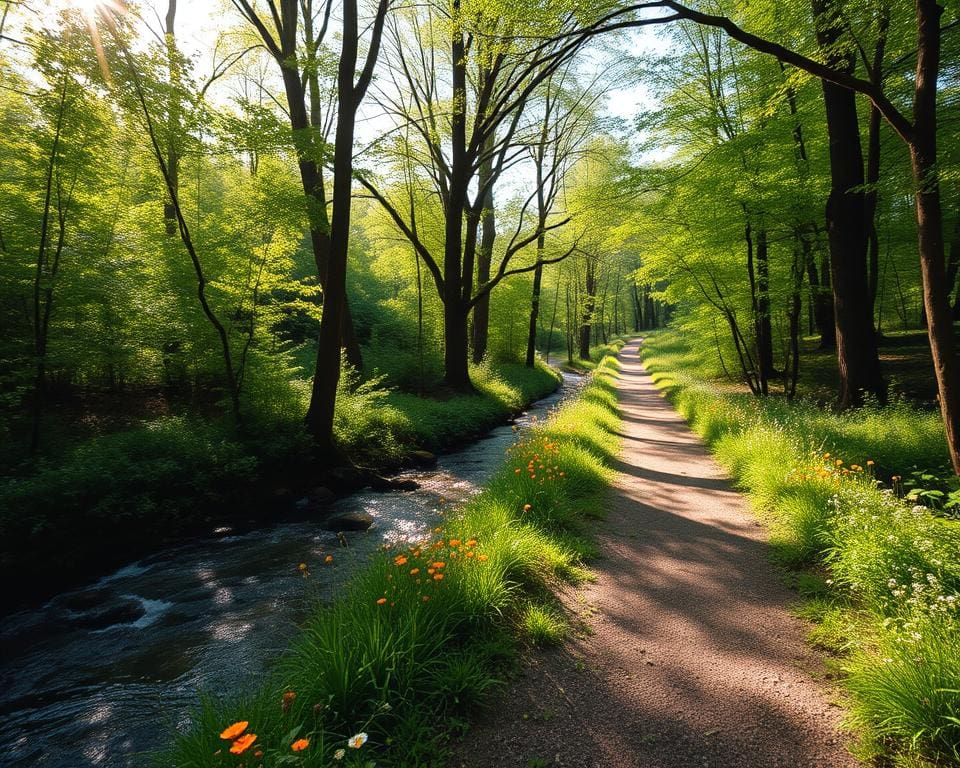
{"left": 0, "top": 372, "right": 581, "bottom": 767}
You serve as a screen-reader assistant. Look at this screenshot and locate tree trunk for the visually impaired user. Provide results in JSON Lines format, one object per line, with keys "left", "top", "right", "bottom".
{"left": 864, "top": 5, "right": 889, "bottom": 321}
{"left": 579, "top": 259, "right": 595, "bottom": 360}
{"left": 756, "top": 227, "right": 774, "bottom": 388}
{"left": 911, "top": 0, "right": 959, "bottom": 473}
{"left": 812, "top": 0, "right": 886, "bottom": 407}
{"left": 163, "top": 0, "right": 179, "bottom": 237}
{"left": 525, "top": 255, "right": 544, "bottom": 367}
{"left": 472, "top": 136, "right": 495, "bottom": 364}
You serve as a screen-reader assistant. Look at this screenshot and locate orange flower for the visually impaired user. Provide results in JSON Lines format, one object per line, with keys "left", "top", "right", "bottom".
{"left": 432, "top": 562, "right": 446, "bottom": 569}
{"left": 466, "top": 539, "right": 477, "bottom": 547}
{"left": 394, "top": 555, "right": 408, "bottom": 566}
{"left": 433, "top": 573, "right": 444, "bottom": 580}
{"left": 377, "top": 597, "right": 387, "bottom": 605}
{"left": 477, "top": 554, "right": 489, "bottom": 562}
{"left": 409, "top": 568, "right": 420, "bottom": 575}
{"left": 427, "top": 568, "right": 435, "bottom": 575}
{"left": 523, "top": 504, "right": 532, "bottom": 512}
{"left": 230, "top": 733, "right": 257, "bottom": 754}
{"left": 283, "top": 691, "right": 297, "bottom": 704}
{"left": 324, "top": 555, "right": 334, "bottom": 564}
{"left": 465, "top": 551, "right": 475, "bottom": 558}
{"left": 422, "top": 595, "right": 430, "bottom": 602}
{"left": 449, "top": 538, "right": 461, "bottom": 547}
{"left": 515, "top": 468, "right": 521, "bottom": 474}
{"left": 867, "top": 460, "right": 875, "bottom": 467}
{"left": 291, "top": 738, "right": 310, "bottom": 752}
{"left": 220, "top": 721, "right": 249, "bottom": 740}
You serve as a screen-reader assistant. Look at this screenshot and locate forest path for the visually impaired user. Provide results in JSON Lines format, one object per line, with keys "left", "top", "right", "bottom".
{"left": 451, "top": 338, "right": 854, "bottom": 768}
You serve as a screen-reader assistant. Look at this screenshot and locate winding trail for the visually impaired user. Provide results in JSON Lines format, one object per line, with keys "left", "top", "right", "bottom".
{"left": 452, "top": 339, "right": 854, "bottom": 767}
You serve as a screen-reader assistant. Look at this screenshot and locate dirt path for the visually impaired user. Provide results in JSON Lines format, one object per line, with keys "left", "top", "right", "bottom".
{"left": 451, "top": 339, "right": 854, "bottom": 768}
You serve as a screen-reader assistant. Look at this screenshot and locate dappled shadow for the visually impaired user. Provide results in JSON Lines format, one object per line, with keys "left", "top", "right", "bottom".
{"left": 451, "top": 339, "right": 852, "bottom": 768}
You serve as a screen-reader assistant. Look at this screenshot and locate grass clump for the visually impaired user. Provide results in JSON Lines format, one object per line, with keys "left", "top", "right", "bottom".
{"left": 157, "top": 355, "right": 622, "bottom": 767}
{"left": 523, "top": 603, "right": 567, "bottom": 647}
{"left": 642, "top": 330, "right": 960, "bottom": 765}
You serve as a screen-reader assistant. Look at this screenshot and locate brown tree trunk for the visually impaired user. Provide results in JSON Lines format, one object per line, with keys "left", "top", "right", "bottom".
{"left": 812, "top": 0, "right": 886, "bottom": 407}
{"left": 163, "top": 0, "right": 179, "bottom": 237}
{"left": 472, "top": 140, "right": 495, "bottom": 364}
{"left": 911, "top": 0, "right": 959, "bottom": 473}
{"left": 525, "top": 254, "right": 544, "bottom": 367}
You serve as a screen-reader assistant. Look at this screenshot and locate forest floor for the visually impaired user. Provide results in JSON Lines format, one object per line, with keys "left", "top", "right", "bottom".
{"left": 451, "top": 338, "right": 856, "bottom": 768}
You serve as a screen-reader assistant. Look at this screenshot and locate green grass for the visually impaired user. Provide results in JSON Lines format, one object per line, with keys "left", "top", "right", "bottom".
{"left": 641, "top": 330, "right": 960, "bottom": 766}
{"left": 0, "top": 359, "right": 561, "bottom": 609}
{"left": 155, "top": 355, "right": 623, "bottom": 767}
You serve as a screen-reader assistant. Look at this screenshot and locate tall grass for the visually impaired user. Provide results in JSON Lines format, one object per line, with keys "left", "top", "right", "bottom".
{"left": 156, "top": 356, "right": 622, "bottom": 767}
{"left": 642, "top": 330, "right": 960, "bottom": 765}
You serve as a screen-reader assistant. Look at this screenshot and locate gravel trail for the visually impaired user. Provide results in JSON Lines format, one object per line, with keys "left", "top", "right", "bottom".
{"left": 451, "top": 338, "right": 854, "bottom": 768}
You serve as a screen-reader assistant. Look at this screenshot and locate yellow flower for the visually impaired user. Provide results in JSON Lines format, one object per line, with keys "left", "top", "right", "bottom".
{"left": 523, "top": 504, "right": 532, "bottom": 512}
{"left": 477, "top": 554, "right": 489, "bottom": 562}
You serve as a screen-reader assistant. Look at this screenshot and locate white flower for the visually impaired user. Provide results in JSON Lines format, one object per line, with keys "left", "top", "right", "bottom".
{"left": 348, "top": 732, "right": 369, "bottom": 749}
{"left": 334, "top": 748, "right": 346, "bottom": 760}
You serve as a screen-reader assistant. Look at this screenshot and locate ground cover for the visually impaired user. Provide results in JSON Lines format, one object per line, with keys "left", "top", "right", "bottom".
{"left": 157, "top": 352, "right": 622, "bottom": 767}
{"left": 0, "top": 360, "right": 560, "bottom": 609}
{"left": 641, "top": 331, "right": 960, "bottom": 766}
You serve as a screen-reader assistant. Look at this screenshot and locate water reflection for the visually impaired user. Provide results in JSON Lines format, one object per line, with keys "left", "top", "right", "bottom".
{"left": 0, "top": 372, "right": 580, "bottom": 767}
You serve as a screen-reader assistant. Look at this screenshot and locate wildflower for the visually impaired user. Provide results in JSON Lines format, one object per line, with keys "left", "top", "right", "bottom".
{"left": 466, "top": 539, "right": 477, "bottom": 547}
{"left": 394, "top": 555, "right": 408, "bottom": 566}
{"left": 835, "top": 459, "right": 843, "bottom": 466}
{"left": 254, "top": 750, "right": 264, "bottom": 758}
{"left": 220, "top": 721, "right": 249, "bottom": 740}
{"left": 292, "top": 738, "right": 310, "bottom": 752}
{"left": 348, "top": 732, "right": 368, "bottom": 749}
{"left": 523, "top": 504, "right": 532, "bottom": 512}
{"left": 466, "top": 551, "right": 474, "bottom": 558}
{"left": 377, "top": 597, "right": 387, "bottom": 605}
{"left": 823, "top": 452, "right": 830, "bottom": 459}
{"left": 867, "top": 460, "right": 875, "bottom": 467}
{"left": 409, "top": 568, "right": 420, "bottom": 575}
{"left": 282, "top": 690, "right": 296, "bottom": 712}
{"left": 434, "top": 573, "right": 444, "bottom": 580}
{"left": 325, "top": 555, "right": 334, "bottom": 564}
{"left": 449, "top": 538, "right": 461, "bottom": 547}
{"left": 334, "top": 748, "right": 346, "bottom": 760}
{"left": 515, "top": 468, "right": 521, "bottom": 474}
{"left": 422, "top": 595, "right": 430, "bottom": 602}
{"left": 432, "top": 561, "right": 446, "bottom": 569}
{"left": 230, "top": 733, "right": 257, "bottom": 755}
{"left": 477, "top": 554, "right": 489, "bottom": 562}
{"left": 298, "top": 563, "right": 308, "bottom": 572}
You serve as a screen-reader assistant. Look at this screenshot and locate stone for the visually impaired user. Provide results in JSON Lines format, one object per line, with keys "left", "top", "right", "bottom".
{"left": 408, "top": 450, "right": 437, "bottom": 468}
{"left": 322, "top": 512, "right": 373, "bottom": 532}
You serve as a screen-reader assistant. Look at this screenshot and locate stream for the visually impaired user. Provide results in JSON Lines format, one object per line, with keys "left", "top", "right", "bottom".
{"left": 0, "top": 370, "right": 581, "bottom": 767}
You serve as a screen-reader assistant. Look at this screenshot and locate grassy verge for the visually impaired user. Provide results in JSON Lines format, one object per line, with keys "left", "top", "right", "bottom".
{"left": 157, "top": 355, "right": 622, "bottom": 768}
{"left": 0, "top": 360, "right": 560, "bottom": 609}
{"left": 641, "top": 330, "right": 960, "bottom": 766}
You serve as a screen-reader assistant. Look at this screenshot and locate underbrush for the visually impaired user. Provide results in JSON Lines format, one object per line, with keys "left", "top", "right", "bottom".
{"left": 0, "top": 360, "right": 560, "bottom": 608}
{"left": 642, "top": 330, "right": 960, "bottom": 765}
{"left": 156, "top": 356, "right": 622, "bottom": 767}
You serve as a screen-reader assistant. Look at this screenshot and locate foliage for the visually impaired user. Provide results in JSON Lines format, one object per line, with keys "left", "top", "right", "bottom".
{"left": 642, "top": 331, "right": 960, "bottom": 764}
{"left": 155, "top": 355, "right": 622, "bottom": 767}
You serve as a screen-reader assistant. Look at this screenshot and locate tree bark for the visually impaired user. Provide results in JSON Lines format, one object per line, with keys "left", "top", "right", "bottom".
{"left": 471, "top": 138, "right": 495, "bottom": 364}
{"left": 812, "top": 0, "right": 886, "bottom": 407}
{"left": 911, "top": 0, "right": 959, "bottom": 473}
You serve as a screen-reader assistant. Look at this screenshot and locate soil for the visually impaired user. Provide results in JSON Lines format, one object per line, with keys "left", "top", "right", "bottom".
{"left": 450, "top": 338, "right": 855, "bottom": 768}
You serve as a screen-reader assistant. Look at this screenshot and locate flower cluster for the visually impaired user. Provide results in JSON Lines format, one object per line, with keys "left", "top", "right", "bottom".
{"left": 509, "top": 437, "right": 565, "bottom": 486}
{"left": 376, "top": 530, "right": 488, "bottom": 607}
